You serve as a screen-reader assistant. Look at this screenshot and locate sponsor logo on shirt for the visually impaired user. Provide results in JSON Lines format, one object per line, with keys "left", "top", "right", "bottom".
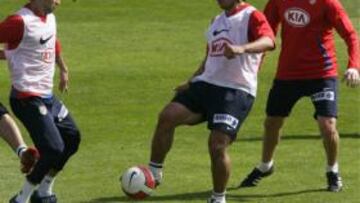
{"left": 213, "top": 28, "right": 230, "bottom": 36}
{"left": 284, "top": 8, "right": 310, "bottom": 27}
{"left": 209, "top": 38, "right": 233, "bottom": 57}
{"left": 213, "top": 114, "right": 239, "bottom": 129}
{"left": 311, "top": 90, "right": 335, "bottom": 102}
{"left": 39, "top": 35, "right": 53, "bottom": 45}
{"left": 41, "top": 48, "right": 55, "bottom": 64}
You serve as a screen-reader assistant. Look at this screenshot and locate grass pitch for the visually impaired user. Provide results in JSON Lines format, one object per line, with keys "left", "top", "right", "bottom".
{"left": 0, "top": 0, "right": 359, "bottom": 202}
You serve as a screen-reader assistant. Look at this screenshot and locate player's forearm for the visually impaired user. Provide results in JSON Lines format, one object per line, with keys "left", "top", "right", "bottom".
{"left": 188, "top": 56, "right": 206, "bottom": 82}
{"left": 345, "top": 32, "right": 360, "bottom": 69}
{"left": 0, "top": 49, "right": 5, "bottom": 60}
{"left": 242, "top": 36, "right": 275, "bottom": 53}
{"left": 56, "top": 54, "right": 68, "bottom": 73}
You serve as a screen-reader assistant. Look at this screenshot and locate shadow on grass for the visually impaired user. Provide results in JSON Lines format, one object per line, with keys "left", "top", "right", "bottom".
{"left": 227, "top": 186, "right": 325, "bottom": 200}
{"left": 85, "top": 187, "right": 326, "bottom": 202}
{"left": 84, "top": 190, "right": 211, "bottom": 202}
{"left": 238, "top": 133, "right": 360, "bottom": 142}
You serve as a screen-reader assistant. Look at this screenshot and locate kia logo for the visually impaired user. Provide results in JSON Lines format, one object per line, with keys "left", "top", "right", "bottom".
{"left": 284, "top": 8, "right": 310, "bottom": 27}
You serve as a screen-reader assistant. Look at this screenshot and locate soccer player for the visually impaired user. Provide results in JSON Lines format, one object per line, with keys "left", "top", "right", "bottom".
{"left": 0, "top": 0, "right": 81, "bottom": 202}
{"left": 148, "top": 0, "right": 275, "bottom": 202}
{"left": 239, "top": 0, "right": 359, "bottom": 192}
{"left": 0, "top": 96, "right": 39, "bottom": 174}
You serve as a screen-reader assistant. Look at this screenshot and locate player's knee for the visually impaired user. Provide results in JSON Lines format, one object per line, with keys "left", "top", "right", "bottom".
{"left": 157, "top": 109, "right": 177, "bottom": 128}
{"left": 44, "top": 144, "right": 65, "bottom": 161}
{"left": 264, "top": 116, "right": 284, "bottom": 132}
{"left": 208, "top": 133, "right": 230, "bottom": 158}
{"left": 318, "top": 117, "right": 338, "bottom": 137}
{"left": 68, "top": 130, "right": 81, "bottom": 155}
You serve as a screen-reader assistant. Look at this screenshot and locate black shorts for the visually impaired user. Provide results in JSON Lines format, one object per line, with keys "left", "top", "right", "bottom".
{"left": 10, "top": 96, "right": 80, "bottom": 157}
{"left": 0, "top": 102, "right": 9, "bottom": 118}
{"left": 173, "top": 81, "right": 254, "bottom": 140}
{"left": 266, "top": 78, "right": 338, "bottom": 118}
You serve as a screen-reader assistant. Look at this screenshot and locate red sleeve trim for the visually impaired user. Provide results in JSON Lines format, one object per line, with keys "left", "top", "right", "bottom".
{"left": 55, "top": 39, "right": 62, "bottom": 55}
{"left": 248, "top": 10, "right": 275, "bottom": 42}
{"left": 0, "top": 15, "right": 24, "bottom": 50}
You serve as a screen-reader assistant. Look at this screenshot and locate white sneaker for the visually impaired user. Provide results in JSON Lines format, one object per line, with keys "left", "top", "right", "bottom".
{"left": 149, "top": 165, "right": 163, "bottom": 186}
{"left": 207, "top": 197, "right": 226, "bottom": 203}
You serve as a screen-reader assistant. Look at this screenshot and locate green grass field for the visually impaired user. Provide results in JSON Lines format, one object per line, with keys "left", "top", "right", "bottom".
{"left": 0, "top": 0, "right": 359, "bottom": 202}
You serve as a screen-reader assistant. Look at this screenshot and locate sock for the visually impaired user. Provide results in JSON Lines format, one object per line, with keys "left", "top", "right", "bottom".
{"left": 327, "top": 162, "right": 339, "bottom": 173}
{"left": 16, "top": 145, "right": 27, "bottom": 158}
{"left": 38, "top": 175, "right": 56, "bottom": 197}
{"left": 15, "top": 179, "right": 36, "bottom": 203}
{"left": 149, "top": 161, "right": 163, "bottom": 183}
{"left": 257, "top": 160, "right": 273, "bottom": 173}
{"left": 211, "top": 191, "right": 226, "bottom": 202}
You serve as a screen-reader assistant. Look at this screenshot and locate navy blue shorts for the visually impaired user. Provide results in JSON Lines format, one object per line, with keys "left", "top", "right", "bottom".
{"left": 173, "top": 81, "right": 254, "bottom": 140}
{"left": 0, "top": 102, "right": 9, "bottom": 118}
{"left": 266, "top": 78, "right": 338, "bottom": 118}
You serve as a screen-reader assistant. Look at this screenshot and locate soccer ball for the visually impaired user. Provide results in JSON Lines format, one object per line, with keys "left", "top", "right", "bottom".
{"left": 120, "top": 166, "right": 156, "bottom": 199}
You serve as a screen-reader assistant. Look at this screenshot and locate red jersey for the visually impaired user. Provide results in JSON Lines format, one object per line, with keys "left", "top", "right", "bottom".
{"left": 264, "top": 0, "right": 360, "bottom": 80}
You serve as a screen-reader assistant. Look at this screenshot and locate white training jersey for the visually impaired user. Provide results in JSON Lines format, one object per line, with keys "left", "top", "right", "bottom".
{"left": 193, "top": 6, "right": 263, "bottom": 97}
{"left": 5, "top": 7, "right": 56, "bottom": 96}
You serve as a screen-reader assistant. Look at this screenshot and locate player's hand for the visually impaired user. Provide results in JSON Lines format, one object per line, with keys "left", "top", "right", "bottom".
{"left": 0, "top": 49, "right": 5, "bottom": 60}
{"left": 344, "top": 68, "right": 360, "bottom": 88}
{"left": 59, "top": 69, "right": 69, "bottom": 93}
{"left": 174, "top": 81, "right": 190, "bottom": 93}
{"left": 224, "top": 43, "right": 245, "bottom": 59}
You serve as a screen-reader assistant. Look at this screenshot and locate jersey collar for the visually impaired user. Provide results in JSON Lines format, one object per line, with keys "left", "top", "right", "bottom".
{"left": 226, "top": 3, "right": 250, "bottom": 17}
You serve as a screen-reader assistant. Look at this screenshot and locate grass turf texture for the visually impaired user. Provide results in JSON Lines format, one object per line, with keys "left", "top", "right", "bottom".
{"left": 0, "top": 0, "right": 359, "bottom": 202}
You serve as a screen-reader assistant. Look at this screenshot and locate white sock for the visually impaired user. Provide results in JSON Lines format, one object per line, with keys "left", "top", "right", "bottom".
{"left": 149, "top": 161, "right": 163, "bottom": 182}
{"left": 16, "top": 145, "right": 27, "bottom": 158}
{"left": 211, "top": 191, "right": 226, "bottom": 202}
{"left": 38, "top": 175, "right": 55, "bottom": 197}
{"left": 257, "top": 160, "right": 274, "bottom": 173}
{"left": 327, "top": 162, "right": 339, "bottom": 173}
{"left": 15, "top": 179, "right": 36, "bottom": 203}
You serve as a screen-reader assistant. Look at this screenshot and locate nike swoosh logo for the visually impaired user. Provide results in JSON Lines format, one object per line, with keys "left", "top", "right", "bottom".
{"left": 128, "top": 171, "right": 137, "bottom": 187}
{"left": 213, "top": 29, "right": 230, "bottom": 36}
{"left": 40, "top": 35, "right": 53, "bottom": 45}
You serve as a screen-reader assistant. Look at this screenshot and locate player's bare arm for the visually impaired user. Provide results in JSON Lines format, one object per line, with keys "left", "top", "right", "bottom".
{"left": 0, "top": 49, "right": 5, "bottom": 60}
{"left": 224, "top": 36, "right": 274, "bottom": 59}
{"left": 56, "top": 53, "right": 69, "bottom": 93}
{"left": 174, "top": 56, "right": 207, "bottom": 93}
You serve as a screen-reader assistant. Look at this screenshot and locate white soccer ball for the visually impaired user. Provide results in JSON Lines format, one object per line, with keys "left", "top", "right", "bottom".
{"left": 120, "top": 165, "right": 156, "bottom": 200}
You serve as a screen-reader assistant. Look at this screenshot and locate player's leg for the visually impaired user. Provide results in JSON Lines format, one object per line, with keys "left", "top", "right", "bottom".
{"left": 240, "top": 80, "right": 301, "bottom": 187}
{"left": 9, "top": 97, "right": 64, "bottom": 203}
{"left": 0, "top": 103, "right": 39, "bottom": 174}
{"left": 149, "top": 82, "right": 204, "bottom": 185}
{"left": 208, "top": 130, "right": 232, "bottom": 203}
{"left": 205, "top": 84, "right": 254, "bottom": 203}
{"left": 32, "top": 98, "right": 80, "bottom": 201}
{"left": 150, "top": 102, "right": 202, "bottom": 183}
{"left": 311, "top": 78, "right": 342, "bottom": 192}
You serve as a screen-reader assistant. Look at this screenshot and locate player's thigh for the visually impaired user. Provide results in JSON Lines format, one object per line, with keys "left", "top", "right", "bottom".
{"left": 206, "top": 86, "right": 255, "bottom": 141}
{"left": 159, "top": 102, "right": 202, "bottom": 126}
{"left": 10, "top": 97, "right": 63, "bottom": 152}
{"left": 50, "top": 99, "right": 81, "bottom": 153}
{"left": 310, "top": 78, "right": 338, "bottom": 118}
{"left": 266, "top": 80, "right": 303, "bottom": 117}
{"left": 170, "top": 82, "right": 206, "bottom": 125}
